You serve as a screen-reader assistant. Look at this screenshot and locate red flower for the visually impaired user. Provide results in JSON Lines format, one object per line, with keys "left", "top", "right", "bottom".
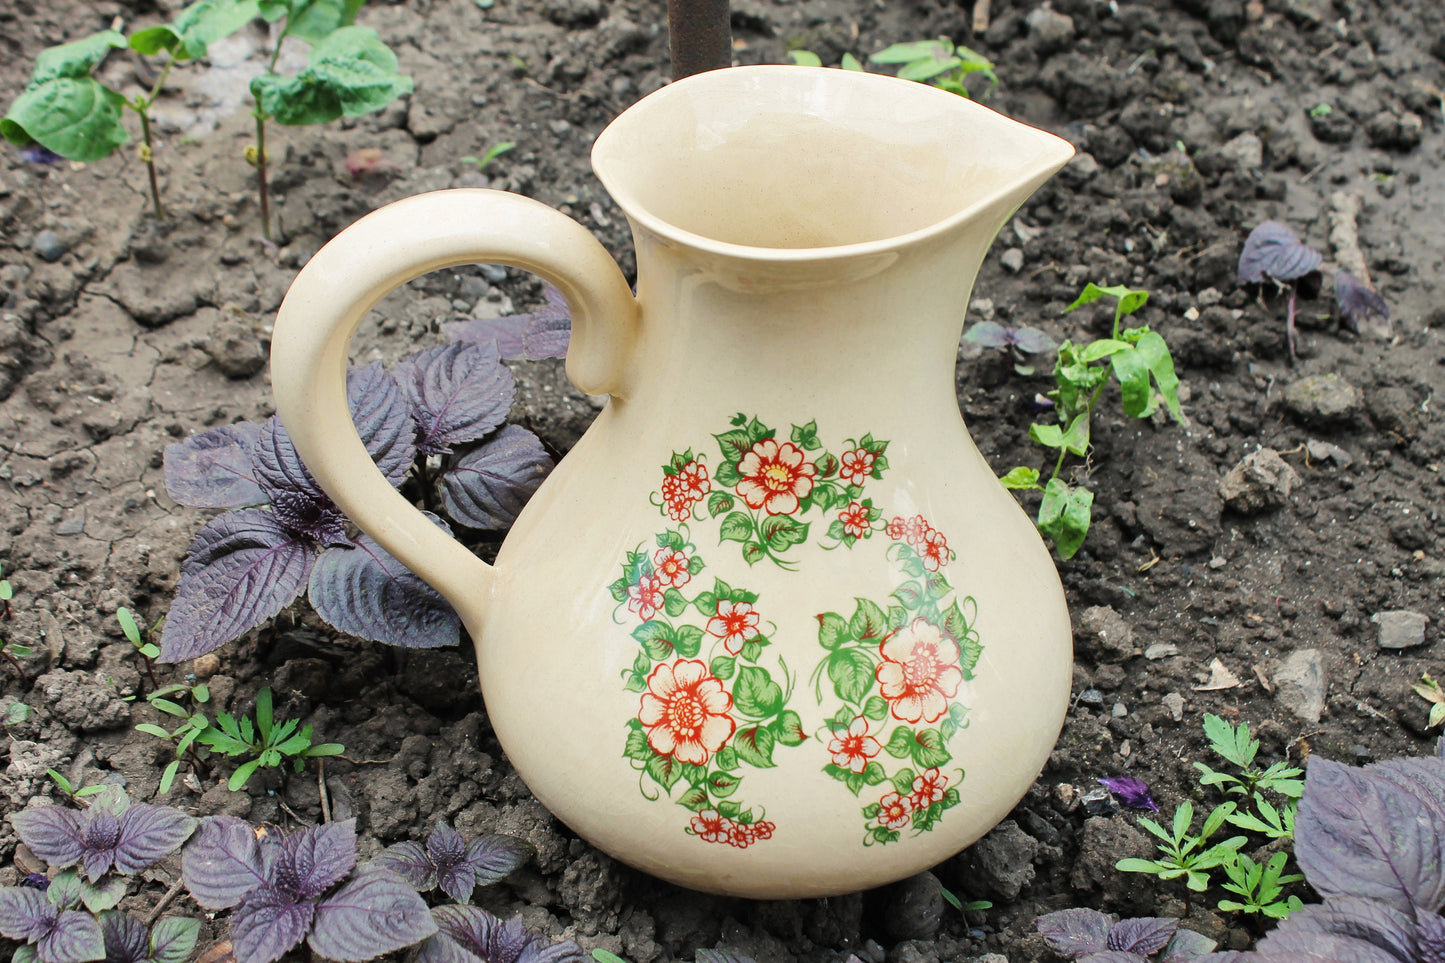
{"left": 839, "top": 448, "right": 876, "bottom": 486}
{"left": 839, "top": 501, "right": 872, "bottom": 539}
{"left": 626, "top": 574, "right": 664, "bottom": 621}
{"left": 690, "top": 810, "right": 729, "bottom": 843}
{"left": 727, "top": 822, "right": 754, "bottom": 848}
{"left": 706, "top": 600, "right": 760, "bottom": 656}
{"left": 876, "top": 618, "right": 964, "bottom": 724}
{"left": 750, "top": 820, "right": 775, "bottom": 841}
{"left": 638, "top": 660, "right": 736, "bottom": 765}
{"left": 903, "top": 514, "right": 930, "bottom": 547}
{"left": 920, "top": 527, "right": 949, "bottom": 572}
{"left": 680, "top": 460, "right": 710, "bottom": 498}
{"left": 735, "top": 439, "right": 816, "bottom": 516}
{"left": 827, "top": 716, "right": 882, "bottom": 774}
{"left": 910, "top": 768, "right": 948, "bottom": 810}
{"left": 661, "top": 474, "right": 693, "bottom": 522}
{"left": 886, "top": 516, "right": 907, "bottom": 540}
{"left": 652, "top": 548, "right": 692, "bottom": 589}
{"left": 877, "top": 792, "right": 912, "bottom": 830}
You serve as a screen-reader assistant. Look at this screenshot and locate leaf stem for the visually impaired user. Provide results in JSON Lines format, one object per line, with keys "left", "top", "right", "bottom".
{"left": 2, "top": 647, "right": 26, "bottom": 682}
{"left": 254, "top": 112, "right": 272, "bottom": 241}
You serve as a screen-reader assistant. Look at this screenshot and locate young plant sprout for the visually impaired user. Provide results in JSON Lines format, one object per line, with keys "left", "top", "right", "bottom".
{"left": 461, "top": 142, "right": 516, "bottom": 173}
{"left": 868, "top": 39, "right": 998, "bottom": 98}
{"left": 963, "top": 321, "right": 1057, "bottom": 375}
{"left": 0, "top": 563, "right": 30, "bottom": 679}
{"left": 195, "top": 686, "right": 343, "bottom": 790}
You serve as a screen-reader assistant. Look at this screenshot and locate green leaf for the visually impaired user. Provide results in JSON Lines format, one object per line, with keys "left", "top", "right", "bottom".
{"left": 706, "top": 770, "right": 741, "bottom": 798}
{"left": 286, "top": 0, "right": 366, "bottom": 43}
{"left": 849, "top": 599, "right": 888, "bottom": 642}
{"left": 677, "top": 785, "right": 710, "bottom": 811}
{"left": 890, "top": 767, "right": 916, "bottom": 795}
{"left": 149, "top": 916, "right": 202, "bottom": 963}
{"left": 706, "top": 491, "right": 734, "bottom": 516}
{"left": 1037, "top": 478, "right": 1093, "bottom": 559}
{"left": 131, "top": 0, "right": 262, "bottom": 60}
{"left": 1131, "top": 329, "right": 1184, "bottom": 422}
{"left": 841, "top": 52, "right": 863, "bottom": 70}
{"left": 788, "top": 50, "right": 823, "bottom": 67}
{"left": 255, "top": 687, "right": 274, "bottom": 740}
{"left": 646, "top": 753, "right": 684, "bottom": 790}
{"left": 863, "top": 696, "right": 889, "bottom": 721}
{"left": 732, "top": 725, "right": 776, "bottom": 768}
{"left": 816, "top": 611, "right": 849, "bottom": 649}
{"left": 2, "top": 77, "right": 129, "bottom": 162}
{"left": 710, "top": 655, "right": 735, "bottom": 681}
{"left": 136, "top": 723, "right": 174, "bottom": 739}
{"left": 1202, "top": 713, "right": 1257, "bottom": 768}
{"left": 713, "top": 746, "right": 738, "bottom": 771}
{"left": 1110, "top": 345, "right": 1157, "bottom": 418}
{"left": 1078, "top": 338, "right": 1132, "bottom": 363}
{"left": 884, "top": 727, "right": 915, "bottom": 758}
{"left": 228, "top": 757, "right": 263, "bottom": 791}
{"left": 1065, "top": 283, "right": 1148, "bottom": 322}
{"left": 719, "top": 511, "right": 753, "bottom": 544}
{"left": 759, "top": 515, "right": 808, "bottom": 552}
{"left": 999, "top": 466, "right": 1041, "bottom": 490}
{"left": 251, "top": 26, "right": 413, "bottom": 126}
{"left": 1057, "top": 412, "right": 1091, "bottom": 456}
{"left": 151, "top": 698, "right": 189, "bottom": 718}
{"left": 159, "top": 759, "right": 180, "bottom": 794}
{"left": 771, "top": 710, "right": 807, "bottom": 746}
{"left": 911, "top": 728, "right": 950, "bottom": 768}
{"left": 48, "top": 872, "right": 84, "bottom": 910}
{"left": 674, "top": 625, "right": 703, "bottom": 658}
{"left": 117, "top": 607, "right": 142, "bottom": 645}
{"left": 827, "top": 648, "right": 875, "bottom": 704}
{"left": 1028, "top": 422, "right": 1064, "bottom": 450}
{"left": 733, "top": 666, "right": 784, "bottom": 718}
{"left": 80, "top": 878, "right": 126, "bottom": 913}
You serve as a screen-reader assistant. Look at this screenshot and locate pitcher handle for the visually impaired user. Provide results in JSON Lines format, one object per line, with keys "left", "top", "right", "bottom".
{"left": 270, "top": 189, "right": 639, "bottom": 613}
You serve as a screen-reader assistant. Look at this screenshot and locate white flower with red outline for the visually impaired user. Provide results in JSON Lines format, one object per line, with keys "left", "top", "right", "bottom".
{"left": 735, "top": 439, "right": 816, "bottom": 516}
{"left": 652, "top": 548, "right": 692, "bottom": 589}
{"left": 839, "top": 448, "right": 876, "bottom": 486}
{"left": 877, "top": 791, "right": 912, "bottom": 830}
{"left": 680, "top": 460, "right": 711, "bottom": 498}
{"left": 902, "top": 514, "right": 930, "bottom": 547}
{"left": 920, "top": 527, "right": 949, "bottom": 572}
{"left": 910, "top": 768, "right": 949, "bottom": 810}
{"left": 706, "top": 599, "right": 761, "bottom": 655}
{"left": 839, "top": 501, "right": 872, "bottom": 540}
{"left": 827, "top": 716, "right": 882, "bottom": 774}
{"left": 690, "top": 810, "right": 728, "bottom": 843}
{"left": 875, "top": 618, "right": 964, "bottom": 724}
{"left": 638, "top": 659, "right": 736, "bottom": 765}
{"left": 626, "top": 574, "right": 665, "bottom": 621}
{"left": 886, "top": 516, "right": 907, "bottom": 540}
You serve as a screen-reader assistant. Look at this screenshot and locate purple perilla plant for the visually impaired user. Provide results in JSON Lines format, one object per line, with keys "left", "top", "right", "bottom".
{"left": 417, "top": 907, "right": 585, "bottom": 963}
{"left": 1036, "top": 909, "right": 1218, "bottom": 962}
{"left": 181, "top": 816, "right": 434, "bottom": 963}
{"left": 7, "top": 786, "right": 197, "bottom": 884}
{"left": 159, "top": 297, "right": 570, "bottom": 662}
{"left": 376, "top": 821, "right": 532, "bottom": 903}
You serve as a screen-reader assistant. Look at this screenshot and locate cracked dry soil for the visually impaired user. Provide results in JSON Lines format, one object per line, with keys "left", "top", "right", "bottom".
{"left": 2, "top": 0, "right": 1445, "bottom": 960}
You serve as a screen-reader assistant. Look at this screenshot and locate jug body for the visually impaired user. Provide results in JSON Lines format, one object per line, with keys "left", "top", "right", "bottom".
{"left": 270, "top": 65, "right": 1076, "bottom": 898}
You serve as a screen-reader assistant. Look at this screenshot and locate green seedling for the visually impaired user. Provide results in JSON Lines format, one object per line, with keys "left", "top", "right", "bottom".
{"left": 197, "top": 686, "right": 344, "bottom": 790}
{"left": 136, "top": 679, "right": 212, "bottom": 794}
{"left": 1194, "top": 714, "right": 1304, "bottom": 801}
{"left": 1225, "top": 793, "right": 1296, "bottom": 841}
{"left": 1116, "top": 800, "right": 1247, "bottom": 913}
{"left": 461, "top": 141, "right": 516, "bottom": 173}
{"left": 116, "top": 605, "right": 164, "bottom": 693}
{"left": 0, "top": 564, "right": 31, "bottom": 679}
{"left": 1001, "top": 284, "right": 1183, "bottom": 558}
{"left": 1217, "top": 851, "right": 1304, "bottom": 920}
{"left": 3, "top": 701, "right": 32, "bottom": 727}
{"left": 592, "top": 951, "right": 628, "bottom": 963}
{"left": 1413, "top": 673, "right": 1445, "bottom": 730}
{"left": 46, "top": 769, "right": 108, "bottom": 800}
{"left": 869, "top": 39, "right": 998, "bottom": 98}
{"left": 940, "top": 884, "right": 992, "bottom": 913}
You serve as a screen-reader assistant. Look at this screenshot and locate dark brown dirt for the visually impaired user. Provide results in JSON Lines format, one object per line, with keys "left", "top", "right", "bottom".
{"left": 2, "top": 0, "right": 1444, "bottom": 960}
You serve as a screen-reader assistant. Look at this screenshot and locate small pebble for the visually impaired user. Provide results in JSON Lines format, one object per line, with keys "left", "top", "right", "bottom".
{"left": 480, "top": 264, "right": 508, "bottom": 282}
{"left": 1078, "top": 688, "right": 1104, "bottom": 707}
{"left": 1146, "top": 642, "right": 1181, "bottom": 659}
{"left": 1161, "top": 691, "right": 1185, "bottom": 721}
{"left": 55, "top": 517, "right": 85, "bottom": 535}
{"left": 1112, "top": 702, "right": 1128, "bottom": 718}
{"left": 32, "top": 230, "right": 68, "bottom": 262}
{"left": 191, "top": 653, "right": 222, "bottom": 679}
{"left": 1000, "top": 248, "right": 1025, "bottom": 273}
{"left": 1372, "top": 610, "right": 1428, "bottom": 649}
{"left": 1080, "top": 786, "right": 1117, "bottom": 816}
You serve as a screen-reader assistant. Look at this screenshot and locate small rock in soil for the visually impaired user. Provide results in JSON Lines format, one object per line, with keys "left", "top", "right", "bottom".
{"left": 1219, "top": 448, "right": 1301, "bottom": 515}
{"left": 1000, "top": 248, "right": 1025, "bottom": 273}
{"left": 1075, "top": 605, "right": 1135, "bottom": 662}
{"left": 1219, "top": 132, "right": 1263, "bottom": 170}
{"left": 1305, "top": 438, "right": 1354, "bottom": 467}
{"left": 1365, "top": 111, "right": 1423, "bottom": 151}
{"left": 1308, "top": 105, "right": 1356, "bottom": 143}
{"left": 1026, "top": 7, "right": 1076, "bottom": 52}
{"left": 1282, "top": 372, "right": 1363, "bottom": 425}
{"left": 1162, "top": 691, "right": 1185, "bottom": 721}
{"left": 31, "top": 230, "right": 68, "bottom": 263}
{"left": 203, "top": 308, "right": 267, "bottom": 379}
{"left": 1372, "top": 610, "right": 1428, "bottom": 649}
{"left": 1146, "top": 642, "right": 1181, "bottom": 659}
{"left": 1070, "top": 816, "right": 1155, "bottom": 914}
{"left": 885, "top": 871, "right": 944, "bottom": 941}
{"left": 952, "top": 819, "right": 1038, "bottom": 901}
{"left": 32, "top": 670, "right": 131, "bottom": 732}
{"left": 887, "top": 941, "right": 939, "bottom": 963}
{"left": 1271, "top": 648, "right": 1326, "bottom": 723}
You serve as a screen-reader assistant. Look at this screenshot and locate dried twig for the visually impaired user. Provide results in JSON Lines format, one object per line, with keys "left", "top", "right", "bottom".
{"left": 972, "top": 0, "right": 992, "bottom": 34}
{"left": 143, "top": 876, "right": 186, "bottom": 927}
{"left": 319, "top": 759, "right": 332, "bottom": 825}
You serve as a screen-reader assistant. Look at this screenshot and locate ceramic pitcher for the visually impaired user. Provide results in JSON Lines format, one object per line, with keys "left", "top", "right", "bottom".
{"left": 270, "top": 65, "right": 1075, "bottom": 898}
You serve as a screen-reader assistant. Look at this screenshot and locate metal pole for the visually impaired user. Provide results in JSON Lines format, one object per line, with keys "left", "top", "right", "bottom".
{"left": 668, "top": 0, "right": 731, "bottom": 80}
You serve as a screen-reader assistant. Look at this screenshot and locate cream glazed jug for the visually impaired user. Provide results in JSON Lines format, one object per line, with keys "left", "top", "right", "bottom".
{"left": 270, "top": 65, "right": 1076, "bottom": 898}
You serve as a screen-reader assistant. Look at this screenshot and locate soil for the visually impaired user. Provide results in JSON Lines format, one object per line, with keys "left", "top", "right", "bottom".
{"left": 1, "top": 0, "right": 1444, "bottom": 960}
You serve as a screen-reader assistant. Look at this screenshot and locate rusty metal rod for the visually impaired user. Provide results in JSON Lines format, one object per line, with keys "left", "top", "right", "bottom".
{"left": 668, "top": 0, "right": 731, "bottom": 80}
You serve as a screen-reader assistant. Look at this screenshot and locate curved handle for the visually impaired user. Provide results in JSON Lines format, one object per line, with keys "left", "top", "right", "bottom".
{"left": 270, "top": 189, "right": 639, "bottom": 617}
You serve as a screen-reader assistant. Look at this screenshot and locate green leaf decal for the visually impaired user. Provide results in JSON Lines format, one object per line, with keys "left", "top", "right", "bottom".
{"left": 817, "top": 611, "right": 849, "bottom": 649}
{"left": 710, "top": 655, "right": 735, "bottom": 680}
{"left": 734, "top": 666, "right": 784, "bottom": 718}
{"left": 706, "top": 491, "right": 734, "bottom": 516}
{"left": 719, "top": 511, "right": 753, "bottom": 544}
{"left": 631, "top": 622, "right": 674, "bottom": 660}
{"left": 940, "top": 702, "right": 971, "bottom": 741}
{"left": 827, "top": 648, "right": 875, "bottom": 704}
{"left": 646, "top": 753, "right": 683, "bottom": 790}
{"left": 850, "top": 598, "right": 889, "bottom": 642}
{"left": 624, "top": 719, "right": 652, "bottom": 762}
{"left": 663, "top": 588, "right": 688, "bottom": 618}
{"left": 771, "top": 710, "right": 807, "bottom": 746}
{"left": 759, "top": 515, "right": 808, "bottom": 552}
{"left": 674, "top": 625, "right": 704, "bottom": 658}
{"left": 911, "top": 728, "right": 950, "bottom": 768}
{"left": 863, "top": 696, "right": 889, "bottom": 721}
{"left": 884, "top": 727, "right": 915, "bottom": 759}
{"left": 713, "top": 746, "right": 739, "bottom": 771}
{"left": 732, "top": 725, "right": 776, "bottom": 768}
{"left": 890, "top": 767, "right": 917, "bottom": 796}
{"left": 706, "top": 770, "right": 741, "bottom": 798}
{"left": 790, "top": 420, "right": 821, "bottom": 450}
{"left": 863, "top": 761, "right": 888, "bottom": 785}
{"left": 677, "top": 785, "right": 710, "bottom": 811}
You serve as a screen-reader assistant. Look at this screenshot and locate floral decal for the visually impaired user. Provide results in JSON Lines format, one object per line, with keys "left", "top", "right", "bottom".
{"left": 613, "top": 415, "right": 981, "bottom": 850}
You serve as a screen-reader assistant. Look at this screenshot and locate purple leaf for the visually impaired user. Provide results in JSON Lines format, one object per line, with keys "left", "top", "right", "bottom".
{"left": 441, "top": 425, "right": 552, "bottom": 530}
{"left": 963, "top": 321, "right": 1013, "bottom": 349}
{"left": 181, "top": 816, "right": 270, "bottom": 909}
{"left": 231, "top": 884, "right": 314, "bottom": 963}
{"left": 1108, "top": 918, "right": 1177, "bottom": 955}
{"left": 1011, "top": 326, "right": 1057, "bottom": 354}
{"left": 98, "top": 909, "right": 148, "bottom": 963}
{"left": 308, "top": 526, "right": 460, "bottom": 650}
{"left": 112, "top": 804, "right": 198, "bottom": 876}
{"left": 463, "top": 834, "right": 532, "bottom": 888}
{"left": 1334, "top": 270, "right": 1389, "bottom": 333}
{"left": 164, "top": 424, "right": 266, "bottom": 509}
{"left": 159, "top": 509, "right": 320, "bottom": 662}
{"left": 443, "top": 317, "right": 527, "bottom": 361}
{"left": 0, "top": 887, "right": 57, "bottom": 942}
{"left": 148, "top": 917, "right": 202, "bottom": 963}
{"left": 273, "top": 820, "right": 357, "bottom": 901}
{"left": 1253, "top": 897, "right": 1415, "bottom": 962}
{"left": 9, "top": 807, "right": 85, "bottom": 869}
{"left": 41, "top": 910, "right": 106, "bottom": 963}
{"left": 252, "top": 418, "right": 348, "bottom": 545}
{"left": 416, "top": 932, "right": 484, "bottom": 963}
{"left": 374, "top": 841, "right": 435, "bottom": 891}
{"left": 1369, "top": 757, "right": 1445, "bottom": 825}
{"left": 1098, "top": 777, "right": 1159, "bottom": 812}
{"left": 81, "top": 813, "right": 122, "bottom": 880}
{"left": 1077, "top": 954, "right": 1151, "bottom": 963}
{"left": 307, "top": 865, "right": 436, "bottom": 962}
{"left": 395, "top": 342, "right": 514, "bottom": 455}
{"left": 1237, "top": 221, "right": 1323, "bottom": 285}
{"left": 1420, "top": 913, "right": 1445, "bottom": 963}
{"left": 521, "top": 287, "right": 571, "bottom": 360}
{"left": 348, "top": 364, "right": 417, "bottom": 486}
{"left": 428, "top": 909, "right": 583, "bottom": 963}
{"left": 1295, "top": 758, "right": 1445, "bottom": 912}
{"left": 1159, "top": 929, "right": 1218, "bottom": 962}
{"left": 1037, "top": 908, "right": 1112, "bottom": 958}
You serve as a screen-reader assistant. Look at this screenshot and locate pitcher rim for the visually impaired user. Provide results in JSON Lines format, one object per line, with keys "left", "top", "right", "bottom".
{"left": 590, "top": 64, "right": 1076, "bottom": 263}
